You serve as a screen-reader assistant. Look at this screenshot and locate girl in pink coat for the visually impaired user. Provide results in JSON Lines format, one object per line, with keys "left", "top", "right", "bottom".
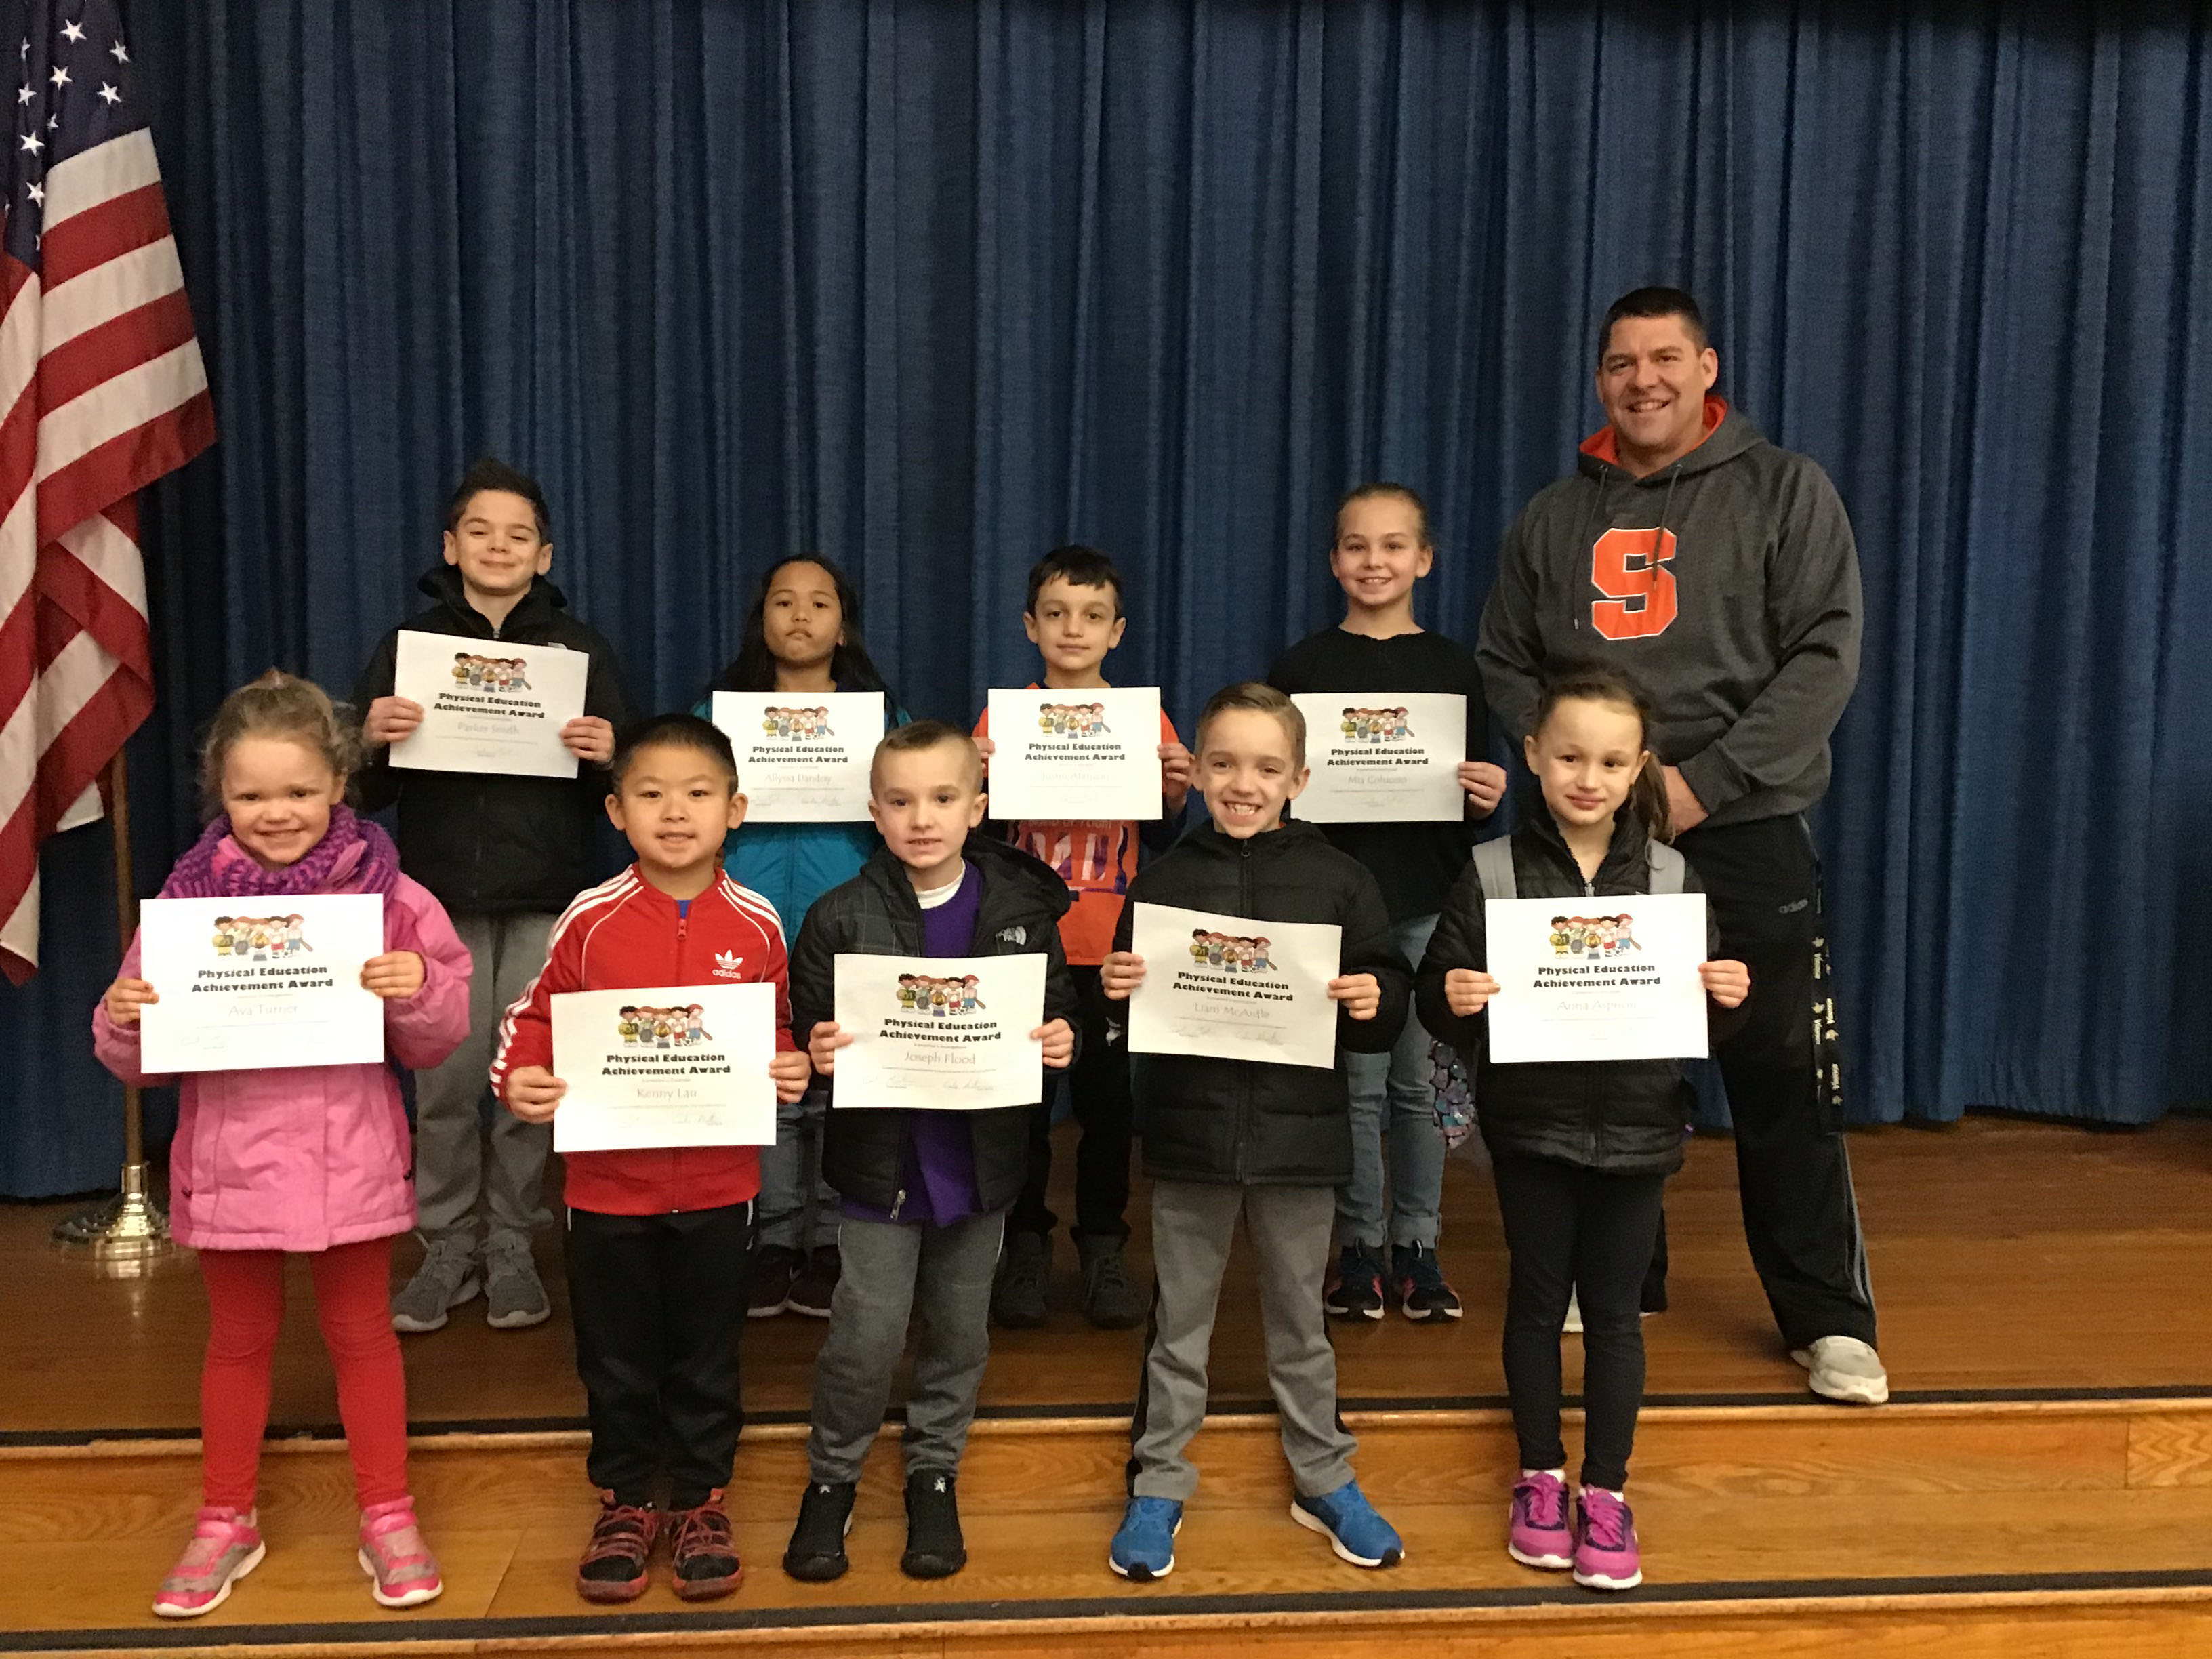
{"left": 94, "top": 673, "right": 472, "bottom": 1619}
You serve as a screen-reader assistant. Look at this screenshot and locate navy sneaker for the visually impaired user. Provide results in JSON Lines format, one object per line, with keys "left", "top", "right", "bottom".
{"left": 1324, "top": 1244, "right": 1386, "bottom": 1321}
{"left": 1108, "top": 1496, "right": 1183, "bottom": 1581}
{"left": 1391, "top": 1242, "right": 1462, "bottom": 1322}
{"left": 1291, "top": 1478, "right": 1404, "bottom": 1568}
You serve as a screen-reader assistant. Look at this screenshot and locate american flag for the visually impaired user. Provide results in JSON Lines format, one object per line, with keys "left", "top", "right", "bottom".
{"left": 0, "top": 0, "right": 211, "bottom": 983}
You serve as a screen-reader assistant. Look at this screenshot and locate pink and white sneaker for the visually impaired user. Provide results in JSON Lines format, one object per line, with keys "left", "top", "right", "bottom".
{"left": 358, "top": 1496, "right": 444, "bottom": 1609}
{"left": 1506, "top": 1470, "right": 1573, "bottom": 1570}
{"left": 152, "top": 1504, "right": 266, "bottom": 1618}
{"left": 1572, "top": 1486, "right": 1643, "bottom": 1590}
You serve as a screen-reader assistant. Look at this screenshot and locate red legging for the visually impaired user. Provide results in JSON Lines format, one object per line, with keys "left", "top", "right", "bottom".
{"left": 197, "top": 1237, "right": 410, "bottom": 1511}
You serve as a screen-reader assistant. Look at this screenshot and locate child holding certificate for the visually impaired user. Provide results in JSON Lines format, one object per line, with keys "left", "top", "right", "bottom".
{"left": 1414, "top": 665, "right": 1749, "bottom": 1591}
{"left": 700, "top": 556, "right": 908, "bottom": 1322}
{"left": 972, "top": 546, "right": 1193, "bottom": 1330}
{"left": 1100, "top": 684, "right": 1412, "bottom": 1582}
{"left": 493, "top": 714, "right": 813, "bottom": 1603}
{"left": 94, "top": 674, "right": 472, "bottom": 1618}
{"left": 353, "top": 459, "right": 638, "bottom": 1336}
{"left": 1267, "top": 484, "right": 1507, "bottom": 1324}
{"left": 782, "top": 721, "right": 1077, "bottom": 1583}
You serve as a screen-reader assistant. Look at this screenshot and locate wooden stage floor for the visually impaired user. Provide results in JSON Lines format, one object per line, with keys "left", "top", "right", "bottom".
{"left": 5, "top": 1112, "right": 2211, "bottom": 1440}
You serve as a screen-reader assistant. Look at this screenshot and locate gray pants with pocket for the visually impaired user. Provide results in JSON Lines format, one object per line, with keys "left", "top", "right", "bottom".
{"left": 413, "top": 909, "right": 555, "bottom": 1254}
{"left": 806, "top": 1209, "right": 1006, "bottom": 1483}
{"left": 1128, "top": 1180, "right": 1356, "bottom": 1502}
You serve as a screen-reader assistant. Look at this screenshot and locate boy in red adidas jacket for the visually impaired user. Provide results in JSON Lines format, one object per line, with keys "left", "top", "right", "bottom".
{"left": 495, "top": 714, "right": 812, "bottom": 1603}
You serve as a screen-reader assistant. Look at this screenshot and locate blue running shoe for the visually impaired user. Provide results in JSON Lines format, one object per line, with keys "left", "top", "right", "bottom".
{"left": 1292, "top": 1479, "right": 1404, "bottom": 1568}
{"left": 1109, "top": 1496, "right": 1183, "bottom": 1581}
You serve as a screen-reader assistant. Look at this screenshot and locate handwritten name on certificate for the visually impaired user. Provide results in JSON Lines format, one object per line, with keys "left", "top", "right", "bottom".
{"left": 1484, "top": 893, "right": 1710, "bottom": 1063}
{"left": 389, "top": 632, "right": 590, "bottom": 779}
{"left": 831, "top": 953, "right": 1046, "bottom": 1111}
{"left": 138, "top": 894, "right": 386, "bottom": 1073}
{"left": 550, "top": 985, "right": 777, "bottom": 1153}
{"left": 710, "top": 691, "right": 881, "bottom": 823}
{"left": 1291, "top": 693, "right": 1467, "bottom": 823}
{"left": 984, "top": 687, "right": 1162, "bottom": 821}
{"left": 1126, "top": 903, "right": 1341, "bottom": 1071}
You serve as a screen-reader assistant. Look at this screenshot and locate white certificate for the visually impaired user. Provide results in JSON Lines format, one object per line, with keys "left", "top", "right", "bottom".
{"left": 1484, "top": 893, "right": 1710, "bottom": 1063}
{"left": 1291, "top": 692, "right": 1467, "bottom": 823}
{"left": 1126, "top": 902, "right": 1341, "bottom": 1070}
{"left": 550, "top": 984, "right": 778, "bottom": 1153}
{"left": 831, "top": 952, "right": 1046, "bottom": 1110}
{"left": 710, "top": 691, "right": 882, "bottom": 823}
{"left": 388, "top": 632, "right": 590, "bottom": 779}
{"left": 138, "top": 894, "right": 386, "bottom": 1073}
{"left": 984, "top": 687, "right": 1162, "bottom": 821}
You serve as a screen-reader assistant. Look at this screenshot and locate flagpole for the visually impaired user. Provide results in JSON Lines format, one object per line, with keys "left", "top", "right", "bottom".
{"left": 53, "top": 747, "right": 174, "bottom": 1260}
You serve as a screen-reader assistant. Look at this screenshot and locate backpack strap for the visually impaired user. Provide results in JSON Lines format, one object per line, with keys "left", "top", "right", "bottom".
{"left": 1647, "top": 841, "right": 1687, "bottom": 895}
{"left": 1473, "top": 837, "right": 1517, "bottom": 902}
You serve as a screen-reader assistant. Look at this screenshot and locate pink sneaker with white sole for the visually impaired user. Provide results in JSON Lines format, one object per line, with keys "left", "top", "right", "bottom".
{"left": 358, "top": 1496, "right": 443, "bottom": 1609}
{"left": 1572, "top": 1486, "right": 1642, "bottom": 1590}
{"left": 152, "top": 1505, "right": 265, "bottom": 1618}
{"left": 1506, "top": 1470, "right": 1573, "bottom": 1570}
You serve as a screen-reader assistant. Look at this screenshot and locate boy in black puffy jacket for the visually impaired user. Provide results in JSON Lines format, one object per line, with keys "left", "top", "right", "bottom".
{"left": 1100, "top": 684, "right": 1412, "bottom": 1582}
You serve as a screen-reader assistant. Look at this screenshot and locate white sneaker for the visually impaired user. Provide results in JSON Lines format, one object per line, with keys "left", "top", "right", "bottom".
{"left": 1791, "top": 1335, "right": 1889, "bottom": 1404}
{"left": 1562, "top": 1290, "right": 1582, "bottom": 1335}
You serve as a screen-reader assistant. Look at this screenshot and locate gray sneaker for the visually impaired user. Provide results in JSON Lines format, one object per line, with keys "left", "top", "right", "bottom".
{"left": 991, "top": 1230, "right": 1050, "bottom": 1329}
{"left": 484, "top": 1240, "right": 552, "bottom": 1330}
{"left": 390, "top": 1242, "right": 481, "bottom": 1334}
{"left": 1076, "top": 1233, "right": 1143, "bottom": 1330}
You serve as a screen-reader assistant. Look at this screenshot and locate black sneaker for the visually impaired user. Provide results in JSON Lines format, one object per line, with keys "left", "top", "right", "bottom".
{"left": 783, "top": 1481, "right": 856, "bottom": 1582}
{"left": 575, "top": 1494, "right": 657, "bottom": 1603}
{"left": 749, "top": 1244, "right": 803, "bottom": 1318}
{"left": 667, "top": 1490, "right": 741, "bottom": 1601}
{"left": 901, "top": 1469, "right": 966, "bottom": 1578}
{"left": 991, "top": 1230, "right": 1050, "bottom": 1329}
{"left": 1324, "top": 1244, "right": 1385, "bottom": 1321}
{"left": 1391, "top": 1242, "right": 1463, "bottom": 1322}
{"left": 1076, "top": 1233, "right": 1143, "bottom": 1330}
{"left": 786, "top": 1244, "right": 840, "bottom": 1319}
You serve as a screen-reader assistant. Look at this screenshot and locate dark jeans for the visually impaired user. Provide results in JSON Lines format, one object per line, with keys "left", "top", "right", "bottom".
{"left": 1492, "top": 1155, "right": 1666, "bottom": 1493}
{"left": 1010, "top": 964, "right": 1134, "bottom": 1242}
{"left": 566, "top": 1200, "right": 754, "bottom": 1508}
{"left": 1672, "top": 814, "right": 1877, "bottom": 1349}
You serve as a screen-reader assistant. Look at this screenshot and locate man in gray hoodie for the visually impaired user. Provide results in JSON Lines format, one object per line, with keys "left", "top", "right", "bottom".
{"left": 1477, "top": 287, "right": 1885, "bottom": 1406}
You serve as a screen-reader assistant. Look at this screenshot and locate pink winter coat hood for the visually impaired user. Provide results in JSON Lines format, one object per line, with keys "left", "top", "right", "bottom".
{"left": 92, "top": 827, "right": 472, "bottom": 1254}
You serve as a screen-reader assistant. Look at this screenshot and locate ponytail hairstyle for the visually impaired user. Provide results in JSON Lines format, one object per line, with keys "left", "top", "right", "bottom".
{"left": 1529, "top": 662, "right": 1671, "bottom": 844}
{"left": 198, "top": 670, "right": 365, "bottom": 818}
{"left": 709, "top": 555, "right": 895, "bottom": 697}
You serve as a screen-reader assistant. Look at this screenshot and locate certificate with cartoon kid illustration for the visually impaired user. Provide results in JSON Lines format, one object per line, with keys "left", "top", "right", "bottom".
{"left": 550, "top": 983, "right": 778, "bottom": 1152}
{"left": 1290, "top": 691, "right": 1468, "bottom": 823}
{"left": 389, "top": 632, "right": 591, "bottom": 779}
{"left": 709, "top": 691, "right": 882, "bottom": 822}
{"left": 830, "top": 952, "right": 1047, "bottom": 1110}
{"left": 1125, "top": 901, "right": 1342, "bottom": 1070}
{"left": 983, "top": 686, "right": 1162, "bottom": 821}
{"left": 137, "top": 894, "right": 386, "bottom": 1073}
{"left": 1483, "top": 894, "right": 1710, "bottom": 1063}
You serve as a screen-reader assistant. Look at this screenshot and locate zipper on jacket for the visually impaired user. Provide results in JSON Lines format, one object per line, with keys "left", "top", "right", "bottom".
{"left": 669, "top": 905, "right": 693, "bottom": 1211}
{"left": 890, "top": 1187, "right": 907, "bottom": 1222}
{"left": 1234, "top": 837, "right": 1255, "bottom": 1184}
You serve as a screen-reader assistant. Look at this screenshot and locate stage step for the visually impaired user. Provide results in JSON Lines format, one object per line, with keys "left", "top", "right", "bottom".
{"left": 5, "top": 1397, "right": 2210, "bottom": 1654}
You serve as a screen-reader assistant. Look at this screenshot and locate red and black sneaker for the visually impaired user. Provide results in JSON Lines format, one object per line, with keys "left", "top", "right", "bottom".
{"left": 1391, "top": 1242, "right": 1462, "bottom": 1322}
{"left": 1324, "top": 1244, "right": 1386, "bottom": 1321}
{"left": 668, "top": 1491, "right": 743, "bottom": 1601}
{"left": 576, "top": 1494, "right": 657, "bottom": 1603}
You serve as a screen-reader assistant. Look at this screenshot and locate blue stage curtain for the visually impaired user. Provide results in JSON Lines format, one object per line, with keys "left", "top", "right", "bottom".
{"left": 3, "top": 1, "right": 2207, "bottom": 1194}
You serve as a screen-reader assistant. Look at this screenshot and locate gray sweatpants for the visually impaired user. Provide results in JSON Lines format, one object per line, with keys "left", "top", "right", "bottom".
{"left": 806, "top": 1209, "right": 1005, "bottom": 1483}
{"left": 1130, "top": 1181, "right": 1356, "bottom": 1502}
{"left": 414, "top": 909, "right": 555, "bottom": 1254}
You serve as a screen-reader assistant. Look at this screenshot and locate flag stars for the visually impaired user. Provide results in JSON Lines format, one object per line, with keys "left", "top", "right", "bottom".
{"left": 47, "top": 64, "right": 68, "bottom": 89}
{"left": 14, "top": 84, "right": 28, "bottom": 106}
{"left": 18, "top": 129, "right": 41, "bottom": 155}
{"left": 109, "top": 40, "right": 128, "bottom": 64}
{"left": 25, "top": 180, "right": 41, "bottom": 205}
{"left": 96, "top": 81, "right": 119, "bottom": 106}
{"left": 60, "top": 20, "right": 86, "bottom": 44}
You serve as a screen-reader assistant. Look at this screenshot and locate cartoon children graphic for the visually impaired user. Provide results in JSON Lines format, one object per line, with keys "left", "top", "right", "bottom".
{"left": 508, "top": 658, "right": 529, "bottom": 692}
{"left": 685, "top": 1004, "right": 708, "bottom": 1044}
{"left": 1550, "top": 917, "right": 1572, "bottom": 957}
{"left": 1340, "top": 708, "right": 1358, "bottom": 741}
{"left": 1205, "top": 932, "right": 1227, "bottom": 968}
{"left": 1568, "top": 920, "right": 1586, "bottom": 956}
{"left": 930, "top": 985, "right": 951, "bottom": 1018}
{"left": 1614, "top": 914, "right": 1640, "bottom": 951}
{"left": 1250, "top": 937, "right": 1273, "bottom": 972}
{"left": 618, "top": 1006, "right": 640, "bottom": 1044}
{"left": 1190, "top": 928, "right": 1210, "bottom": 966}
{"left": 898, "top": 975, "right": 919, "bottom": 1012}
{"left": 959, "top": 976, "right": 983, "bottom": 1013}
{"left": 283, "top": 914, "right": 307, "bottom": 954}
{"left": 248, "top": 923, "right": 272, "bottom": 962}
{"left": 213, "top": 917, "right": 235, "bottom": 957}
{"left": 654, "top": 1015, "right": 674, "bottom": 1049}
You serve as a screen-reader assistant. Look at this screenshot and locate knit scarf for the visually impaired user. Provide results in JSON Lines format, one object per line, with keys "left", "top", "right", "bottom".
{"left": 160, "top": 803, "right": 403, "bottom": 901}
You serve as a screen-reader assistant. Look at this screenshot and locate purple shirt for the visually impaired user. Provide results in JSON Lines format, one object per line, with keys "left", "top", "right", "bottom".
{"left": 844, "top": 861, "right": 987, "bottom": 1226}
